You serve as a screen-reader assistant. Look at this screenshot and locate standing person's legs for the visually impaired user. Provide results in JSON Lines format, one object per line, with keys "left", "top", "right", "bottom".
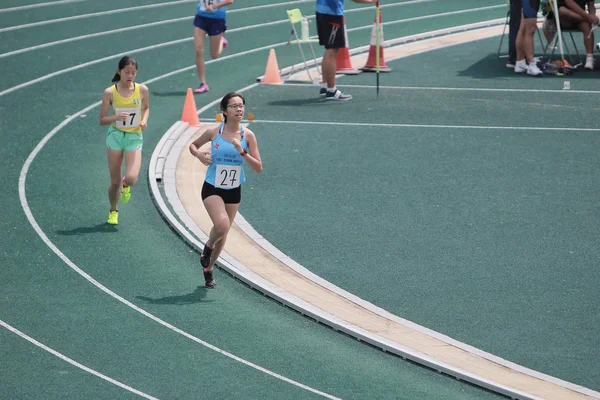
{"left": 321, "top": 48, "right": 339, "bottom": 89}
{"left": 508, "top": 0, "right": 522, "bottom": 66}
{"left": 522, "top": 18, "right": 538, "bottom": 63}
{"left": 515, "top": 0, "right": 542, "bottom": 75}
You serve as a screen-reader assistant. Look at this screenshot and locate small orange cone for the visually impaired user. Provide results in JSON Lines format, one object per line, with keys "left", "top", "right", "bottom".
{"left": 360, "top": 8, "right": 392, "bottom": 72}
{"left": 262, "top": 49, "right": 283, "bottom": 84}
{"left": 181, "top": 88, "right": 201, "bottom": 126}
{"left": 336, "top": 17, "right": 361, "bottom": 75}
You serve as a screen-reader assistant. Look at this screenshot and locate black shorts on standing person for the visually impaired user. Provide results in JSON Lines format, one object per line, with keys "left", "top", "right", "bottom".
{"left": 315, "top": 12, "right": 345, "bottom": 48}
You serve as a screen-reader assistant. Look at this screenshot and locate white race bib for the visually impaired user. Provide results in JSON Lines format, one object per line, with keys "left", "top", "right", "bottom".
{"left": 199, "top": 0, "right": 216, "bottom": 11}
{"left": 115, "top": 107, "right": 141, "bottom": 128}
{"left": 215, "top": 165, "right": 241, "bottom": 189}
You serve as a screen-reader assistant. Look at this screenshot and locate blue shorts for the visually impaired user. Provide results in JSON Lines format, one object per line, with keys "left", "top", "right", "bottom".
{"left": 522, "top": 0, "right": 540, "bottom": 18}
{"left": 193, "top": 15, "right": 227, "bottom": 36}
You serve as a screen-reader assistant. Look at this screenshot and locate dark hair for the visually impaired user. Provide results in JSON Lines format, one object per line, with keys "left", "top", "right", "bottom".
{"left": 219, "top": 92, "right": 245, "bottom": 123}
{"left": 111, "top": 56, "right": 138, "bottom": 83}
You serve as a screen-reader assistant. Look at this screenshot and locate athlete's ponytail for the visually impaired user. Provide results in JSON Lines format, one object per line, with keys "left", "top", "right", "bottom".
{"left": 111, "top": 56, "right": 138, "bottom": 82}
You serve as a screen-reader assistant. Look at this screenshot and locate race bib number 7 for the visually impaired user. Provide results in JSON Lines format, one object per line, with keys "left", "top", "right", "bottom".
{"left": 115, "top": 107, "right": 140, "bottom": 128}
{"left": 215, "top": 165, "right": 241, "bottom": 189}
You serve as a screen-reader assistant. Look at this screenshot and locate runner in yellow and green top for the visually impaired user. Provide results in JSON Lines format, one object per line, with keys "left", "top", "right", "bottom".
{"left": 99, "top": 56, "right": 150, "bottom": 225}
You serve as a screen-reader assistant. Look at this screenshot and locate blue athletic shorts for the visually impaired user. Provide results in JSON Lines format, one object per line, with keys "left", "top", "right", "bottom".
{"left": 193, "top": 15, "right": 227, "bottom": 36}
{"left": 522, "top": 0, "right": 540, "bottom": 18}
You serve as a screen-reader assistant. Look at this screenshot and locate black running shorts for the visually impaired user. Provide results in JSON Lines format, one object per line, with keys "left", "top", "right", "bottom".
{"left": 316, "top": 12, "right": 346, "bottom": 49}
{"left": 201, "top": 181, "right": 241, "bottom": 204}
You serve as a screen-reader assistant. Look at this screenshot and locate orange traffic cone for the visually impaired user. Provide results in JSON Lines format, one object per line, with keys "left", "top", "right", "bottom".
{"left": 181, "top": 88, "right": 201, "bottom": 127}
{"left": 262, "top": 49, "right": 283, "bottom": 84}
{"left": 360, "top": 8, "right": 392, "bottom": 72}
{"left": 336, "top": 17, "right": 361, "bottom": 75}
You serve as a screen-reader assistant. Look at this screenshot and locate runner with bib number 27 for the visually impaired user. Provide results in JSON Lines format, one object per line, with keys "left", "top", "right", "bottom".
{"left": 189, "top": 92, "right": 262, "bottom": 288}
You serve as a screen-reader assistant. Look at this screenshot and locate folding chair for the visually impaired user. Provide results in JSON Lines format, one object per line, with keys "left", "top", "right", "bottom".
{"left": 542, "top": 0, "right": 583, "bottom": 68}
{"left": 281, "top": 9, "right": 321, "bottom": 82}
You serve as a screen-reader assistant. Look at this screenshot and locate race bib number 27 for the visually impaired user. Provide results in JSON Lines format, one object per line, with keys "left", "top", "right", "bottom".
{"left": 215, "top": 165, "right": 241, "bottom": 189}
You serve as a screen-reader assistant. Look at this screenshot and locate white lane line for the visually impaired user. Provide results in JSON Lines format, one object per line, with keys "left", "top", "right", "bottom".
{"left": 0, "top": 319, "right": 159, "bottom": 400}
{"left": 16, "top": 56, "right": 341, "bottom": 400}
{"left": 0, "top": 0, "right": 314, "bottom": 59}
{"left": 0, "top": 0, "right": 195, "bottom": 33}
{"left": 283, "top": 82, "right": 600, "bottom": 95}
{"left": 0, "top": 0, "right": 309, "bottom": 59}
{"left": 246, "top": 119, "right": 600, "bottom": 132}
{"left": 0, "top": 17, "right": 190, "bottom": 59}
{"left": 0, "top": 11, "right": 300, "bottom": 96}
{"left": 0, "top": 0, "right": 85, "bottom": 13}
{"left": 346, "top": 4, "right": 506, "bottom": 33}
{"left": 0, "top": 0, "right": 315, "bottom": 34}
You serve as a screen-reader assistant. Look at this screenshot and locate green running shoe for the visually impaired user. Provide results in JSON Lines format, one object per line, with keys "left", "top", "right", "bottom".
{"left": 120, "top": 177, "right": 131, "bottom": 204}
{"left": 107, "top": 210, "right": 119, "bottom": 225}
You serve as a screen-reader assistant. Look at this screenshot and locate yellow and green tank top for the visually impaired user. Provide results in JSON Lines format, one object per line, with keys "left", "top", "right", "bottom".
{"left": 111, "top": 83, "right": 142, "bottom": 133}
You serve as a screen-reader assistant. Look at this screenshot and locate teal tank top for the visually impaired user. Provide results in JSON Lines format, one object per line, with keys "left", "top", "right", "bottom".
{"left": 205, "top": 124, "right": 248, "bottom": 189}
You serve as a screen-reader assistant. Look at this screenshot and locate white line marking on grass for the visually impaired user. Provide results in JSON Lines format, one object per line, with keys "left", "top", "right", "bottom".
{"left": 0, "top": 18, "right": 289, "bottom": 97}
{"left": 0, "top": 0, "right": 85, "bottom": 13}
{"left": 249, "top": 119, "right": 600, "bottom": 132}
{"left": 0, "top": 0, "right": 196, "bottom": 33}
{"left": 0, "top": 319, "right": 159, "bottom": 400}
{"left": 0, "top": 0, "right": 308, "bottom": 59}
{"left": 0, "top": 17, "right": 190, "bottom": 59}
{"left": 0, "top": 0, "right": 313, "bottom": 34}
{"left": 282, "top": 82, "right": 600, "bottom": 95}
{"left": 346, "top": 4, "right": 506, "bottom": 32}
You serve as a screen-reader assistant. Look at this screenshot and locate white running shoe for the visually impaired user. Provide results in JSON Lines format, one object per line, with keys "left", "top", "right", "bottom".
{"left": 514, "top": 60, "right": 528, "bottom": 73}
{"left": 585, "top": 55, "right": 595, "bottom": 70}
{"left": 527, "top": 62, "right": 543, "bottom": 76}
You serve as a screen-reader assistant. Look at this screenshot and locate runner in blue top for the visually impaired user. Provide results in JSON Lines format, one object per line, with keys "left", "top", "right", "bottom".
{"left": 193, "top": 0, "right": 233, "bottom": 94}
{"left": 316, "top": 0, "right": 375, "bottom": 101}
{"left": 189, "top": 92, "right": 263, "bottom": 288}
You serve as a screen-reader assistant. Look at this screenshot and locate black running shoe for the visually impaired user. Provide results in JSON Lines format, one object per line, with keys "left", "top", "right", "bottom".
{"left": 200, "top": 244, "right": 213, "bottom": 269}
{"left": 204, "top": 269, "right": 216, "bottom": 288}
{"left": 325, "top": 89, "right": 352, "bottom": 101}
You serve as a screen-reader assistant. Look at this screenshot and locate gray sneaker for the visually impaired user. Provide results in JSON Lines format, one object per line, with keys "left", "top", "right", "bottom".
{"left": 326, "top": 89, "right": 352, "bottom": 101}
